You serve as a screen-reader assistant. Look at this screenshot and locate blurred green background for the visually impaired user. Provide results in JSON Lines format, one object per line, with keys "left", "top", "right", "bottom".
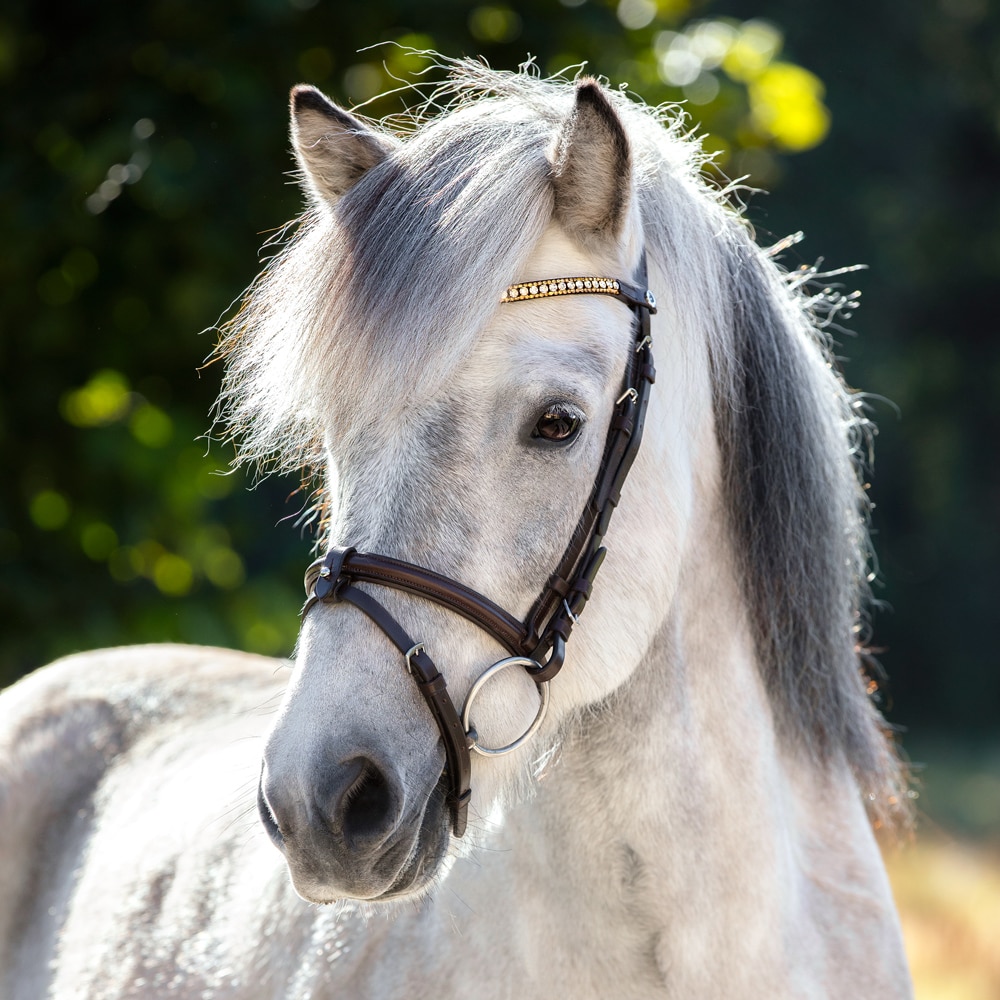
{"left": 2, "top": 0, "right": 998, "bottom": 821}
{"left": 2, "top": 2, "right": 999, "bottom": 994}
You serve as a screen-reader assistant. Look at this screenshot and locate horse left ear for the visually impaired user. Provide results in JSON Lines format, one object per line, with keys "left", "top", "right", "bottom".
{"left": 290, "top": 85, "right": 396, "bottom": 210}
{"left": 551, "top": 80, "right": 633, "bottom": 244}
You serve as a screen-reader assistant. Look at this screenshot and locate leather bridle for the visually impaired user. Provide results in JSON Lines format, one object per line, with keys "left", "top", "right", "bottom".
{"left": 301, "top": 259, "right": 657, "bottom": 836}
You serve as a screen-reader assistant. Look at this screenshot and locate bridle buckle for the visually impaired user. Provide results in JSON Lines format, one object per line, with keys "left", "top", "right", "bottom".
{"left": 404, "top": 642, "right": 427, "bottom": 675}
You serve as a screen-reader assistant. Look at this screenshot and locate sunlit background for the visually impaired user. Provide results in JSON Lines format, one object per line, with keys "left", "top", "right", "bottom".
{"left": 2, "top": 1, "right": 998, "bottom": 995}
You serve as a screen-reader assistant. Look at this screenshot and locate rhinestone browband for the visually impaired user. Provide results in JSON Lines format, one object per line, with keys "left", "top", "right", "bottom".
{"left": 501, "top": 277, "right": 623, "bottom": 303}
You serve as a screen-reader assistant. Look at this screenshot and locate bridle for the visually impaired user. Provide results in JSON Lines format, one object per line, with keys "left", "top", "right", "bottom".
{"left": 301, "top": 259, "right": 657, "bottom": 837}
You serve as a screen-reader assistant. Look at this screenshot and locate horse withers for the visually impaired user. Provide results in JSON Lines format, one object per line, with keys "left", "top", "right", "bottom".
{"left": 0, "top": 64, "right": 913, "bottom": 998}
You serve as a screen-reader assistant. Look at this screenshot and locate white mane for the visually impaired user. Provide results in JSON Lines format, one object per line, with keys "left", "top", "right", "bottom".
{"left": 213, "top": 60, "right": 908, "bottom": 828}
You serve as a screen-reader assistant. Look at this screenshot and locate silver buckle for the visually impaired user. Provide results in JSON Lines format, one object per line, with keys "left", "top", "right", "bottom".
{"left": 404, "top": 642, "right": 426, "bottom": 675}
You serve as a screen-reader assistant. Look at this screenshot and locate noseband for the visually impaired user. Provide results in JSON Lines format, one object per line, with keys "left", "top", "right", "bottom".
{"left": 302, "top": 261, "right": 657, "bottom": 836}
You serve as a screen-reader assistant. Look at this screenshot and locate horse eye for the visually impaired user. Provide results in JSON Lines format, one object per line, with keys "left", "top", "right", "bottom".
{"left": 532, "top": 405, "right": 582, "bottom": 443}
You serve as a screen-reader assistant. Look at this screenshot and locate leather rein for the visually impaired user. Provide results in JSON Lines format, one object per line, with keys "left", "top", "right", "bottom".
{"left": 302, "top": 261, "right": 657, "bottom": 837}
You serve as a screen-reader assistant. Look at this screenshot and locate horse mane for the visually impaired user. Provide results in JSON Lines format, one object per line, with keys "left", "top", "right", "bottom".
{"left": 213, "top": 59, "right": 910, "bottom": 830}
{"left": 711, "top": 243, "right": 910, "bottom": 830}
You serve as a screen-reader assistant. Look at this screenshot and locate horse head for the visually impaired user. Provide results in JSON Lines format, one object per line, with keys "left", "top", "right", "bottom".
{"left": 251, "top": 79, "right": 704, "bottom": 903}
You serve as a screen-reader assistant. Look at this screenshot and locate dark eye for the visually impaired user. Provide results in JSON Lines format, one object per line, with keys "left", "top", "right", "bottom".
{"left": 532, "top": 404, "right": 583, "bottom": 443}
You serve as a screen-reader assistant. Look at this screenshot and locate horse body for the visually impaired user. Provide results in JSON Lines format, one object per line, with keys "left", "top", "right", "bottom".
{"left": 1, "top": 636, "right": 904, "bottom": 999}
{"left": 1, "top": 63, "right": 911, "bottom": 997}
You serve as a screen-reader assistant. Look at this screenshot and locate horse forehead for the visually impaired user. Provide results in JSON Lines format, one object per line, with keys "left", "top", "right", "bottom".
{"left": 340, "top": 288, "right": 626, "bottom": 444}
{"left": 489, "top": 221, "right": 639, "bottom": 374}
{"left": 330, "top": 219, "right": 635, "bottom": 474}
{"left": 338, "top": 215, "right": 629, "bottom": 403}
{"left": 492, "top": 296, "right": 628, "bottom": 376}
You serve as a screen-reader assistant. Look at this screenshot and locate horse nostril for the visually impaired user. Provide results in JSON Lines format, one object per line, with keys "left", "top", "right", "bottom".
{"left": 257, "top": 771, "right": 286, "bottom": 851}
{"left": 327, "top": 757, "right": 399, "bottom": 849}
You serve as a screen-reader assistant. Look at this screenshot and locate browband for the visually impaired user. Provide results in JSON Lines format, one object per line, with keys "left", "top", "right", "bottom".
{"left": 502, "top": 275, "right": 657, "bottom": 314}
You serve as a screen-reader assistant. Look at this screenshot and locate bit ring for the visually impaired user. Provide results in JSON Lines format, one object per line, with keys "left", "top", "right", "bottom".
{"left": 461, "top": 656, "right": 550, "bottom": 757}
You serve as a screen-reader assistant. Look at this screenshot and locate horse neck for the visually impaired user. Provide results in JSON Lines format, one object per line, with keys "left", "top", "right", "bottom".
{"left": 526, "top": 506, "right": 793, "bottom": 930}
{"left": 460, "top": 503, "right": 899, "bottom": 995}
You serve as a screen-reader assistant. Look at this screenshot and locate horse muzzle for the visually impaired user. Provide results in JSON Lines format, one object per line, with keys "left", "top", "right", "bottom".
{"left": 257, "top": 747, "right": 450, "bottom": 903}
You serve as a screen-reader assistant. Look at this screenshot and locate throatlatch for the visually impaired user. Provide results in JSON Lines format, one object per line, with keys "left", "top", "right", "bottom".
{"left": 302, "top": 259, "right": 657, "bottom": 837}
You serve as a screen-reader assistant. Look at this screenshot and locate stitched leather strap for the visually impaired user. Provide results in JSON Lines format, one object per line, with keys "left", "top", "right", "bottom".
{"left": 305, "top": 550, "right": 528, "bottom": 656}
{"left": 304, "top": 549, "right": 471, "bottom": 837}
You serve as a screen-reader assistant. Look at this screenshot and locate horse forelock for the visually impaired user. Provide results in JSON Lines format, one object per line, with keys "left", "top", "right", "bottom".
{"left": 318, "top": 109, "right": 557, "bottom": 399}
{"left": 213, "top": 68, "right": 697, "bottom": 479}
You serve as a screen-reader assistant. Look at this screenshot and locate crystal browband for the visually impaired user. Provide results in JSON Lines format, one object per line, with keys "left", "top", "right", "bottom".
{"left": 501, "top": 277, "right": 624, "bottom": 303}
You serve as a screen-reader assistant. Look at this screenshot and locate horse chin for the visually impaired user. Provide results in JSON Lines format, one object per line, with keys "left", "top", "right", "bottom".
{"left": 279, "top": 780, "right": 452, "bottom": 907}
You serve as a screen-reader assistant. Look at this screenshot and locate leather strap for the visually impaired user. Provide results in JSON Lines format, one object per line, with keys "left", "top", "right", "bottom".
{"left": 305, "top": 550, "right": 527, "bottom": 656}
{"left": 521, "top": 269, "right": 655, "bottom": 668}
{"left": 304, "top": 549, "right": 471, "bottom": 837}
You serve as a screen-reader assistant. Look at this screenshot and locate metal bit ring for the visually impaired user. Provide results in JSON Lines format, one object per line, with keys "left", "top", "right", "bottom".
{"left": 461, "top": 656, "right": 550, "bottom": 757}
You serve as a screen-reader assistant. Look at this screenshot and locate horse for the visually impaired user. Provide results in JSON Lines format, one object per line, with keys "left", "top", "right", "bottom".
{"left": 0, "top": 62, "right": 913, "bottom": 998}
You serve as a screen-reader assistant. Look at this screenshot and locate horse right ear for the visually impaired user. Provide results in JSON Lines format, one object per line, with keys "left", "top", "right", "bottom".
{"left": 290, "top": 85, "right": 395, "bottom": 211}
{"left": 550, "top": 80, "right": 633, "bottom": 247}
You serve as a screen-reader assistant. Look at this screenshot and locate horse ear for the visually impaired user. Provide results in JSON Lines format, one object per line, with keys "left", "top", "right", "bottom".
{"left": 551, "top": 80, "right": 633, "bottom": 243}
{"left": 290, "top": 85, "right": 395, "bottom": 210}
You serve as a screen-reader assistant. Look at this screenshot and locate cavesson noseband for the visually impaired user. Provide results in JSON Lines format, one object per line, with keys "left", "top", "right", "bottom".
{"left": 302, "top": 260, "right": 657, "bottom": 836}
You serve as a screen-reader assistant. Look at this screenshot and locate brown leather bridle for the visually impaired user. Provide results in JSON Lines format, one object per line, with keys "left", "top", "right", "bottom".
{"left": 302, "top": 260, "right": 657, "bottom": 836}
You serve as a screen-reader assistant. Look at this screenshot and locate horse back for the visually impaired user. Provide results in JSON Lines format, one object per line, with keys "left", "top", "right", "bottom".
{"left": 0, "top": 645, "right": 285, "bottom": 999}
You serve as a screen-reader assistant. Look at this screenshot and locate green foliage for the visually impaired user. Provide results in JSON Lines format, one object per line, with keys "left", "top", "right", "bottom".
{"left": 1, "top": 0, "right": 998, "bottom": 740}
